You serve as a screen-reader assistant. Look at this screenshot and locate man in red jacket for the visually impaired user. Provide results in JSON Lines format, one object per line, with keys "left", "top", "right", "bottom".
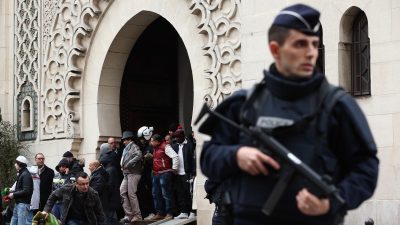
{"left": 148, "top": 134, "right": 178, "bottom": 220}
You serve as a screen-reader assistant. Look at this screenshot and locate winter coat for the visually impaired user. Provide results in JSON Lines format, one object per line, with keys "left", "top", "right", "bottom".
{"left": 89, "top": 166, "right": 109, "bottom": 211}
{"left": 120, "top": 142, "right": 143, "bottom": 175}
{"left": 38, "top": 165, "right": 54, "bottom": 211}
{"left": 13, "top": 167, "right": 33, "bottom": 204}
{"left": 104, "top": 165, "right": 122, "bottom": 211}
{"left": 43, "top": 184, "right": 105, "bottom": 225}
{"left": 99, "top": 150, "right": 121, "bottom": 172}
{"left": 69, "top": 158, "right": 84, "bottom": 177}
{"left": 153, "top": 142, "right": 179, "bottom": 174}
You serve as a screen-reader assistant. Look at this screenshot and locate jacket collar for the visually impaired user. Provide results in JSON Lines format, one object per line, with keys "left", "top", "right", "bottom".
{"left": 264, "top": 64, "right": 324, "bottom": 101}
{"left": 178, "top": 139, "right": 188, "bottom": 146}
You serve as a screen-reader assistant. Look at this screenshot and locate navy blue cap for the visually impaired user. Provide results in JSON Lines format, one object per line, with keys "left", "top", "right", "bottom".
{"left": 272, "top": 4, "right": 320, "bottom": 35}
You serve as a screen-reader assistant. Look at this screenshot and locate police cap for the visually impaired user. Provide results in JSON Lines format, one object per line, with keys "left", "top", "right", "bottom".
{"left": 272, "top": 4, "right": 320, "bottom": 35}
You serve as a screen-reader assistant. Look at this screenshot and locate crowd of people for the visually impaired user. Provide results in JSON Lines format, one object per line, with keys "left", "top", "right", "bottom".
{"left": 0, "top": 124, "right": 197, "bottom": 225}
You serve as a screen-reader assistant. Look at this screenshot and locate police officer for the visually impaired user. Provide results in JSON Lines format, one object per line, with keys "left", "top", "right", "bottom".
{"left": 199, "top": 3, "right": 379, "bottom": 225}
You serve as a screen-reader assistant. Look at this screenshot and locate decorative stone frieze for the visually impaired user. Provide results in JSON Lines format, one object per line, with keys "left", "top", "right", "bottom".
{"left": 188, "top": 0, "right": 242, "bottom": 108}
{"left": 15, "top": 0, "right": 40, "bottom": 141}
{"left": 42, "top": 0, "right": 59, "bottom": 48}
{"left": 41, "top": 0, "right": 113, "bottom": 140}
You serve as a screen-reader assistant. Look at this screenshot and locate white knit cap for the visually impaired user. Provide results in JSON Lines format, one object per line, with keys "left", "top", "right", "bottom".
{"left": 16, "top": 155, "right": 28, "bottom": 164}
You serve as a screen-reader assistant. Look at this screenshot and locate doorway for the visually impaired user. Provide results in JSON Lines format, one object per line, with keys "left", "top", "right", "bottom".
{"left": 119, "top": 17, "right": 193, "bottom": 136}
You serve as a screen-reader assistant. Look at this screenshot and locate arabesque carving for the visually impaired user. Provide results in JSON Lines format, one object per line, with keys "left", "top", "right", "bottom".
{"left": 188, "top": 0, "right": 242, "bottom": 108}
{"left": 43, "top": 0, "right": 59, "bottom": 48}
{"left": 15, "top": 0, "right": 40, "bottom": 141}
{"left": 15, "top": 0, "right": 40, "bottom": 93}
{"left": 41, "top": 0, "right": 113, "bottom": 139}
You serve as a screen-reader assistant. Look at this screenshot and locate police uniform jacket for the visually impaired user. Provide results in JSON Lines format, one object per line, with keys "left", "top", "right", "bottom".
{"left": 200, "top": 64, "right": 379, "bottom": 224}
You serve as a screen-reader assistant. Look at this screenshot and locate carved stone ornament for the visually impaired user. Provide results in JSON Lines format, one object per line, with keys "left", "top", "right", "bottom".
{"left": 15, "top": 0, "right": 40, "bottom": 141}
{"left": 188, "top": 0, "right": 242, "bottom": 108}
{"left": 15, "top": 0, "right": 39, "bottom": 95}
{"left": 41, "top": 0, "right": 113, "bottom": 140}
{"left": 43, "top": 0, "right": 59, "bottom": 48}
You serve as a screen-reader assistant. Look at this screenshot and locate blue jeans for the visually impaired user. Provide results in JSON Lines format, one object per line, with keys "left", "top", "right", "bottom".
{"left": 10, "top": 203, "right": 30, "bottom": 225}
{"left": 104, "top": 211, "right": 119, "bottom": 225}
{"left": 52, "top": 202, "right": 62, "bottom": 220}
{"left": 152, "top": 172, "right": 172, "bottom": 215}
{"left": 212, "top": 206, "right": 223, "bottom": 225}
{"left": 26, "top": 210, "right": 38, "bottom": 225}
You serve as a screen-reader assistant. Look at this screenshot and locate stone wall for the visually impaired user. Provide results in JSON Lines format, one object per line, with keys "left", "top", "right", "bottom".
{"left": 0, "top": 1, "right": 14, "bottom": 122}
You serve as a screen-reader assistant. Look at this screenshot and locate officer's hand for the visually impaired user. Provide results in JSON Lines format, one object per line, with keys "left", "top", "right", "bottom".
{"left": 236, "top": 146, "right": 280, "bottom": 176}
{"left": 296, "top": 188, "right": 330, "bottom": 216}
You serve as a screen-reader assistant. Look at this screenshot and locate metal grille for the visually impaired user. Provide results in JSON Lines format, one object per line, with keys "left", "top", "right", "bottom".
{"left": 317, "top": 25, "right": 325, "bottom": 74}
{"left": 351, "top": 12, "right": 370, "bottom": 96}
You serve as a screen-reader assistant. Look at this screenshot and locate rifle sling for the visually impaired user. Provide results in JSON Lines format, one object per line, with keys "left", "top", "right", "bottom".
{"left": 262, "top": 166, "right": 296, "bottom": 216}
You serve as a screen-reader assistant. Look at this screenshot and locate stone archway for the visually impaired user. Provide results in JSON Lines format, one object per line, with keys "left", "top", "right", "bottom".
{"left": 80, "top": 1, "right": 205, "bottom": 161}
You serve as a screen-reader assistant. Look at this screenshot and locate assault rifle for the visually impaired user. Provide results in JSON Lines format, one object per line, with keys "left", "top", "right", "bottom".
{"left": 195, "top": 103, "right": 345, "bottom": 215}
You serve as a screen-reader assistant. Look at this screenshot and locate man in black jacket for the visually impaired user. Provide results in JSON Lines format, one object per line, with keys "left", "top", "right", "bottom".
{"left": 89, "top": 160, "right": 110, "bottom": 224}
{"left": 62, "top": 151, "right": 84, "bottom": 178}
{"left": 8, "top": 156, "right": 33, "bottom": 225}
{"left": 99, "top": 143, "right": 123, "bottom": 225}
{"left": 42, "top": 172, "right": 105, "bottom": 225}
{"left": 171, "top": 129, "right": 196, "bottom": 219}
{"left": 35, "top": 153, "right": 55, "bottom": 211}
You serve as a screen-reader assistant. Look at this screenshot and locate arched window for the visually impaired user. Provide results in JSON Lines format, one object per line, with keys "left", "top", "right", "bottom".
{"left": 339, "top": 7, "right": 370, "bottom": 97}
{"left": 352, "top": 11, "right": 370, "bottom": 96}
{"left": 21, "top": 97, "right": 33, "bottom": 131}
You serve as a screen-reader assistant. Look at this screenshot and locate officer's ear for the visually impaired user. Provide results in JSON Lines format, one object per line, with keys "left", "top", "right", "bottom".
{"left": 269, "top": 41, "right": 280, "bottom": 60}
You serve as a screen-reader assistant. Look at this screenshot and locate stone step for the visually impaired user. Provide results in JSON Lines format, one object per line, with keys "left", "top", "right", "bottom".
{"left": 120, "top": 217, "right": 196, "bottom": 225}
{"left": 149, "top": 217, "right": 196, "bottom": 225}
